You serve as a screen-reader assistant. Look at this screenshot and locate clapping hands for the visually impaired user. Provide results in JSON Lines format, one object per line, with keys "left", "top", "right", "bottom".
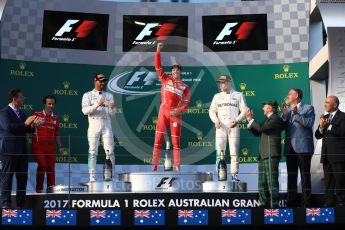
{"left": 245, "top": 108, "right": 254, "bottom": 121}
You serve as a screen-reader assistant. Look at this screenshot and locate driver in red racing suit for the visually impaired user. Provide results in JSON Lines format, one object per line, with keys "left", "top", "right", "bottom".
{"left": 152, "top": 42, "right": 190, "bottom": 172}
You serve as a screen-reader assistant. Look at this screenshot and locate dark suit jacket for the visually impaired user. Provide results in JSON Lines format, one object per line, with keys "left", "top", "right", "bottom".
{"left": 315, "top": 110, "right": 345, "bottom": 163}
{"left": 0, "top": 106, "right": 34, "bottom": 156}
{"left": 249, "top": 113, "right": 285, "bottom": 160}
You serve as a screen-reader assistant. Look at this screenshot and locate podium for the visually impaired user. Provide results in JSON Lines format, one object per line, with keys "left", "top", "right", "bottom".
{"left": 46, "top": 184, "right": 87, "bottom": 193}
{"left": 48, "top": 172, "right": 247, "bottom": 193}
{"left": 202, "top": 181, "right": 247, "bottom": 192}
{"left": 119, "top": 172, "right": 213, "bottom": 192}
{"left": 80, "top": 181, "right": 131, "bottom": 193}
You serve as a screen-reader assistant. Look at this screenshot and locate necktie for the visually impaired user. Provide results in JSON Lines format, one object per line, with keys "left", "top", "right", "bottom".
{"left": 15, "top": 109, "right": 20, "bottom": 118}
{"left": 290, "top": 112, "right": 294, "bottom": 123}
{"left": 328, "top": 113, "right": 333, "bottom": 123}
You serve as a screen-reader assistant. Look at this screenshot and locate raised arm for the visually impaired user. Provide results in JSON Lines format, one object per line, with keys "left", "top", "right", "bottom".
{"left": 154, "top": 43, "right": 168, "bottom": 82}
{"left": 0, "top": 110, "right": 35, "bottom": 133}
{"left": 250, "top": 117, "right": 284, "bottom": 134}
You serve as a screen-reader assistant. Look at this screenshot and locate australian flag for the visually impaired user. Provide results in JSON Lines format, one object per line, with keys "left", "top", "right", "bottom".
{"left": 90, "top": 210, "right": 121, "bottom": 226}
{"left": 46, "top": 210, "right": 76, "bottom": 225}
{"left": 221, "top": 209, "right": 251, "bottom": 225}
{"left": 306, "top": 208, "right": 335, "bottom": 224}
{"left": 264, "top": 208, "right": 294, "bottom": 224}
{"left": 2, "top": 209, "right": 32, "bottom": 225}
{"left": 134, "top": 210, "right": 165, "bottom": 226}
{"left": 178, "top": 210, "right": 208, "bottom": 225}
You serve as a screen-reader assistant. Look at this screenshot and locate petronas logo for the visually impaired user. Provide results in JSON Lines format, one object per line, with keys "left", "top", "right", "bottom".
{"left": 63, "top": 114, "right": 69, "bottom": 123}
{"left": 240, "top": 83, "right": 246, "bottom": 91}
{"left": 283, "top": 65, "right": 289, "bottom": 73}
{"left": 63, "top": 81, "right": 70, "bottom": 89}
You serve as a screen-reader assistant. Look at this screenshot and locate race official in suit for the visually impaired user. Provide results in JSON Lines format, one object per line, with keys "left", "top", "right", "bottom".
{"left": 315, "top": 96, "right": 345, "bottom": 207}
{"left": 281, "top": 88, "right": 315, "bottom": 207}
{"left": 246, "top": 100, "right": 285, "bottom": 208}
{"left": 0, "top": 89, "right": 36, "bottom": 208}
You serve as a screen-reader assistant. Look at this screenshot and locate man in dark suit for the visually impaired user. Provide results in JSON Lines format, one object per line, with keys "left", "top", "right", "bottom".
{"left": 281, "top": 88, "right": 315, "bottom": 207}
{"left": 246, "top": 100, "right": 285, "bottom": 208}
{"left": 0, "top": 89, "right": 36, "bottom": 208}
{"left": 315, "top": 96, "right": 345, "bottom": 207}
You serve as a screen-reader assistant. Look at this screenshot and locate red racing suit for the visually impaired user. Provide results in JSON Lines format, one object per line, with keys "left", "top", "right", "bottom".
{"left": 152, "top": 51, "right": 190, "bottom": 168}
{"left": 32, "top": 110, "right": 59, "bottom": 192}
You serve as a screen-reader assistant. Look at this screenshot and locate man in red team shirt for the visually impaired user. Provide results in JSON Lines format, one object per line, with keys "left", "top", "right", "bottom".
{"left": 152, "top": 42, "right": 190, "bottom": 172}
{"left": 32, "top": 95, "right": 63, "bottom": 193}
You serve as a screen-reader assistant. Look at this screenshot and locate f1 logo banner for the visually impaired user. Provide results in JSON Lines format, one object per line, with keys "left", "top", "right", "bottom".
{"left": 123, "top": 15, "right": 188, "bottom": 52}
{"left": 42, "top": 11, "right": 109, "bottom": 51}
{"left": 202, "top": 14, "right": 268, "bottom": 52}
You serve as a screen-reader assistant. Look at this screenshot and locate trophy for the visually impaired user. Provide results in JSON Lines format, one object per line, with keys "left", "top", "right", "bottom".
{"left": 103, "top": 150, "right": 113, "bottom": 181}
{"left": 164, "top": 140, "right": 173, "bottom": 171}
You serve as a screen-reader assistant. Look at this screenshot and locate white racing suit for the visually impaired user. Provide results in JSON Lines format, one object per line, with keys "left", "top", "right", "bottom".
{"left": 209, "top": 90, "right": 247, "bottom": 175}
{"left": 82, "top": 89, "right": 115, "bottom": 179}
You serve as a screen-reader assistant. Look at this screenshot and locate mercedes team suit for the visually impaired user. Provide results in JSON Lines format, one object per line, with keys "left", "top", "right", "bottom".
{"left": 82, "top": 89, "right": 115, "bottom": 180}
{"left": 209, "top": 90, "right": 247, "bottom": 176}
{"left": 32, "top": 110, "right": 59, "bottom": 192}
{"left": 152, "top": 51, "right": 190, "bottom": 170}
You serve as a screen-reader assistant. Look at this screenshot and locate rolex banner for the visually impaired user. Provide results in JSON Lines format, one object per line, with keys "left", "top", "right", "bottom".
{"left": 0, "top": 59, "right": 310, "bottom": 165}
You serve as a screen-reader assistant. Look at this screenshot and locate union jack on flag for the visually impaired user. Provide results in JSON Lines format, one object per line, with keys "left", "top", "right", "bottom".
{"left": 46, "top": 210, "right": 61, "bottom": 218}
{"left": 2, "top": 209, "right": 17, "bottom": 218}
{"left": 134, "top": 210, "right": 150, "bottom": 218}
{"left": 306, "top": 208, "right": 320, "bottom": 216}
{"left": 178, "top": 210, "right": 194, "bottom": 218}
{"left": 90, "top": 210, "right": 106, "bottom": 218}
{"left": 264, "top": 209, "right": 280, "bottom": 217}
{"left": 222, "top": 209, "right": 237, "bottom": 217}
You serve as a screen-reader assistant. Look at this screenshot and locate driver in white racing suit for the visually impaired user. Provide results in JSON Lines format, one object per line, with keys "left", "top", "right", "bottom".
{"left": 209, "top": 75, "right": 247, "bottom": 181}
{"left": 82, "top": 73, "right": 116, "bottom": 182}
